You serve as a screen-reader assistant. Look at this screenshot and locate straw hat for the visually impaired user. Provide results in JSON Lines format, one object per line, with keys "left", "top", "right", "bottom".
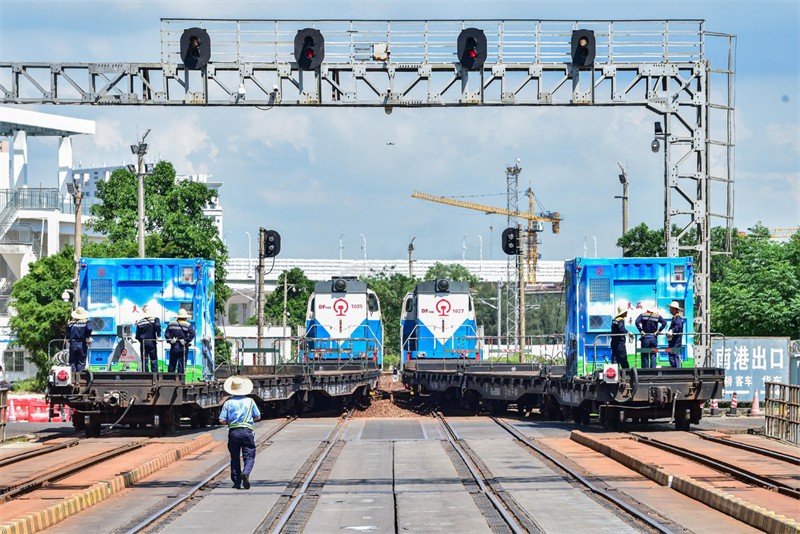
{"left": 224, "top": 375, "right": 253, "bottom": 396}
{"left": 176, "top": 308, "right": 190, "bottom": 320}
{"left": 668, "top": 301, "right": 684, "bottom": 311}
{"left": 71, "top": 307, "right": 89, "bottom": 320}
{"left": 616, "top": 304, "right": 628, "bottom": 317}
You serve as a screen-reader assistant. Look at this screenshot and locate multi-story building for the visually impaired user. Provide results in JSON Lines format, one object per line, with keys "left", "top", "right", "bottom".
{"left": 0, "top": 107, "right": 96, "bottom": 381}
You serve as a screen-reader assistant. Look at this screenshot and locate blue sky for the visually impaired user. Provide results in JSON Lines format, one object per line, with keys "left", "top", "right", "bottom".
{"left": 1, "top": 1, "right": 798, "bottom": 261}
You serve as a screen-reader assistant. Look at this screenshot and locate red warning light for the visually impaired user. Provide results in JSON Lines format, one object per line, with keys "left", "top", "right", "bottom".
{"left": 605, "top": 367, "right": 617, "bottom": 380}
{"left": 57, "top": 370, "right": 69, "bottom": 381}
{"left": 305, "top": 48, "right": 314, "bottom": 59}
{"left": 468, "top": 49, "right": 477, "bottom": 59}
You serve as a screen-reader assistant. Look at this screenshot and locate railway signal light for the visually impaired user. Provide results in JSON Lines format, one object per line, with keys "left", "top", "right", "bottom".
{"left": 294, "top": 28, "right": 325, "bottom": 70}
{"left": 180, "top": 27, "right": 211, "bottom": 70}
{"left": 262, "top": 230, "right": 281, "bottom": 258}
{"left": 457, "top": 28, "right": 487, "bottom": 71}
{"left": 571, "top": 29, "right": 595, "bottom": 68}
{"left": 501, "top": 227, "right": 520, "bottom": 256}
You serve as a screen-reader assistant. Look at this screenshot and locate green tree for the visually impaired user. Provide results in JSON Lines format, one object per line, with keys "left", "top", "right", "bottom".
{"left": 711, "top": 225, "right": 800, "bottom": 338}
{"left": 89, "top": 161, "right": 231, "bottom": 314}
{"left": 9, "top": 247, "right": 75, "bottom": 387}
{"left": 246, "top": 268, "right": 315, "bottom": 331}
{"left": 360, "top": 268, "right": 419, "bottom": 357}
{"left": 423, "top": 262, "right": 479, "bottom": 286}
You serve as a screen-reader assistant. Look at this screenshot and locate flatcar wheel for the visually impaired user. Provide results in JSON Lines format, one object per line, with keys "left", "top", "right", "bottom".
{"left": 153, "top": 411, "right": 164, "bottom": 437}
{"left": 86, "top": 415, "right": 101, "bottom": 438}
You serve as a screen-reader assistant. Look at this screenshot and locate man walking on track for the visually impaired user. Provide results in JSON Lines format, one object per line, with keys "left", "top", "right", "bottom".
{"left": 219, "top": 376, "right": 261, "bottom": 490}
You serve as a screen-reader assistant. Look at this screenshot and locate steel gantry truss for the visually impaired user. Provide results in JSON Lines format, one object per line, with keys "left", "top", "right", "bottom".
{"left": 0, "top": 19, "right": 735, "bottom": 362}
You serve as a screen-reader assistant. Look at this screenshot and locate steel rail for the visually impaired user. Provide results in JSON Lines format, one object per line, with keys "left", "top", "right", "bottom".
{"left": 491, "top": 417, "right": 677, "bottom": 534}
{"left": 0, "top": 438, "right": 81, "bottom": 468}
{"left": 0, "top": 438, "right": 149, "bottom": 503}
{"left": 632, "top": 433, "right": 800, "bottom": 500}
{"left": 270, "top": 410, "right": 353, "bottom": 534}
{"left": 122, "top": 416, "right": 297, "bottom": 534}
{"left": 691, "top": 431, "right": 800, "bottom": 467}
{"left": 434, "top": 412, "right": 525, "bottom": 534}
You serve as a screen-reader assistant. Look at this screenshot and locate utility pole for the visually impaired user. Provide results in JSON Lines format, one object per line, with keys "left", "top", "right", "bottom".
{"left": 360, "top": 233, "right": 367, "bottom": 275}
{"left": 616, "top": 162, "right": 629, "bottom": 255}
{"left": 408, "top": 237, "right": 416, "bottom": 277}
{"left": 518, "top": 223, "right": 525, "bottom": 354}
{"left": 131, "top": 129, "right": 150, "bottom": 259}
{"left": 71, "top": 182, "right": 82, "bottom": 310}
{"left": 256, "top": 227, "right": 265, "bottom": 351}
{"left": 339, "top": 233, "right": 345, "bottom": 261}
{"left": 462, "top": 234, "right": 468, "bottom": 261}
{"left": 282, "top": 272, "right": 288, "bottom": 362}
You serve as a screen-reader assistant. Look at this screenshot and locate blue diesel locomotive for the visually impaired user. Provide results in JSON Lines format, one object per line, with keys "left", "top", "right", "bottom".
{"left": 304, "top": 277, "right": 383, "bottom": 364}
{"left": 400, "top": 279, "right": 478, "bottom": 366}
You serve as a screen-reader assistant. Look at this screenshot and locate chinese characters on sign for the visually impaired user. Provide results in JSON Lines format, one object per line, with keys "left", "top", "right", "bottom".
{"left": 710, "top": 337, "right": 790, "bottom": 401}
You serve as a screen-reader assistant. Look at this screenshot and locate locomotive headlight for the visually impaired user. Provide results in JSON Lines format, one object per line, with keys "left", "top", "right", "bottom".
{"left": 436, "top": 279, "right": 450, "bottom": 292}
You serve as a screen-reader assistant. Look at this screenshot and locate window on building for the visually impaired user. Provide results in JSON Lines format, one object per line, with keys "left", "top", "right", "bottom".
{"left": 3, "top": 350, "right": 25, "bottom": 372}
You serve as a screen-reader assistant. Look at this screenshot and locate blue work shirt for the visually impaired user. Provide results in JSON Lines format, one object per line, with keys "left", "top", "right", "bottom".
{"left": 635, "top": 312, "right": 667, "bottom": 338}
{"left": 219, "top": 396, "right": 261, "bottom": 430}
{"left": 668, "top": 314, "right": 684, "bottom": 348}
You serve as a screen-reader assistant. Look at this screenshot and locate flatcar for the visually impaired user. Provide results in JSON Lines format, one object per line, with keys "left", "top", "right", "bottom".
{"left": 304, "top": 277, "right": 384, "bottom": 365}
{"left": 400, "top": 279, "right": 479, "bottom": 366}
{"left": 47, "top": 261, "right": 379, "bottom": 436}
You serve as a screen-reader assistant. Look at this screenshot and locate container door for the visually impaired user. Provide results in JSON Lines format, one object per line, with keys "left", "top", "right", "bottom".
{"left": 614, "top": 280, "right": 657, "bottom": 367}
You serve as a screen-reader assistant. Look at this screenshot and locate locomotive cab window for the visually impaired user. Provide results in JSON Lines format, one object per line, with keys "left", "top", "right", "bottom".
{"left": 368, "top": 294, "right": 379, "bottom": 313}
{"left": 468, "top": 297, "right": 473, "bottom": 311}
{"left": 405, "top": 298, "right": 413, "bottom": 313}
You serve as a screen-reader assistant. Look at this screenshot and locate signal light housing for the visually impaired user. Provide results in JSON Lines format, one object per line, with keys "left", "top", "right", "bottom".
{"left": 294, "top": 28, "right": 325, "bottom": 70}
{"left": 262, "top": 230, "right": 281, "bottom": 258}
{"left": 180, "top": 27, "right": 212, "bottom": 70}
{"left": 457, "top": 28, "right": 487, "bottom": 71}
{"left": 501, "top": 227, "right": 520, "bottom": 256}
{"left": 571, "top": 29, "right": 596, "bottom": 68}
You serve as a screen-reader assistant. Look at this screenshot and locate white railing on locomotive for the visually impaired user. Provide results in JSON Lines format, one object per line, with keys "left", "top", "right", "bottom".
{"left": 304, "top": 322, "right": 383, "bottom": 350}
{"left": 303, "top": 337, "right": 382, "bottom": 361}
{"left": 402, "top": 330, "right": 482, "bottom": 361}
{"left": 215, "top": 335, "right": 301, "bottom": 366}
{"left": 483, "top": 334, "right": 566, "bottom": 364}
{"left": 585, "top": 332, "right": 727, "bottom": 372}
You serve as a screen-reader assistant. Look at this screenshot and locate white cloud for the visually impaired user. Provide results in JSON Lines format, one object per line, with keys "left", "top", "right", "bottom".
{"left": 149, "top": 112, "right": 217, "bottom": 175}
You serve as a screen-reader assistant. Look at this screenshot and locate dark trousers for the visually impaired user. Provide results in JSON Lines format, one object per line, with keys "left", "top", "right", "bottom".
{"left": 168, "top": 347, "right": 186, "bottom": 373}
{"left": 668, "top": 346, "right": 682, "bottom": 368}
{"left": 142, "top": 343, "right": 158, "bottom": 372}
{"left": 69, "top": 344, "right": 87, "bottom": 372}
{"left": 228, "top": 428, "right": 256, "bottom": 488}
{"left": 641, "top": 336, "right": 657, "bottom": 368}
{"left": 611, "top": 348, "right": 630, "bottom": 368}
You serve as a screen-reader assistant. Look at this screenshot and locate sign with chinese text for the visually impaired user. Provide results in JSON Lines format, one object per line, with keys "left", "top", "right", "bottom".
{"left": 711, "top": 337, "right": 790, "bottom": 401}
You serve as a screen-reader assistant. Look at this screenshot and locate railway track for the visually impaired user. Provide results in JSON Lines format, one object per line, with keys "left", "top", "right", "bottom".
{"left": 119, "top": 416, "right": 298, "bottom": 534}
{"left": 434, "top": 412, "right": 527, "bottom": 534}
{"left": 0, "top": 438, "right": 81, "bottom": 468}
{"left": 690, "top": 430, "right": 800, "bottom": 466}
{"left": 0, "top": 438, "right": 150, "bottom": 503}
{"left": 632, "top": 432, "right": 800, "bottom": 499}
{"left": 490, "top": 417, "right": 679, "bottom": 534}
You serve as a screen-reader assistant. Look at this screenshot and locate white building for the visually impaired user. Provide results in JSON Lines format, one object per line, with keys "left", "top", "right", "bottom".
{"left": 0, "top": 107, "right": 96, "bottom": 382}
{"left": 222, "top": 257, "right": 565, "bottom": 326}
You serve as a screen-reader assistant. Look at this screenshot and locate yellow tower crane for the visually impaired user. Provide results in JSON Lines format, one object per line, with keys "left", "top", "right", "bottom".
{"left": 411, "top": 190, "right": 561, "bottom": 284}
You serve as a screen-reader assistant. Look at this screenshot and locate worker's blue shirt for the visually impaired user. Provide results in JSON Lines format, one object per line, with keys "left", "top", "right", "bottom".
{"left": 67, "top": 319, "right": 93, "bottom": 353}
{"left": 635, "top": 312, "right": 667, "bottom": 337}
{"left": 165, "top": 320, "right": 195, "bottom": 353}
{"left": 220, "top": 396, "right": 261, "bottom": 430}
{"left": 668, "top": 314, "right": 684, "bottom": 348}
{"left": 610, "top": 316, "right": 628, "bottom": 353}
{"left": 136, "top": 317, "right": 161, "bottom": 349}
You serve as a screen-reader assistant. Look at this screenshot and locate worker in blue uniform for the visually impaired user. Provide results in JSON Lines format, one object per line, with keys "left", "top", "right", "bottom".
{"left": 610, "top": 305, "right": 632, "bottom": 368}
{"left": 165, "top": 309, "right": 195, "bottom": 373}
{"left": 219, "top": 376, "right": 261, "bottom": 490}
{"left": 666, "top": 301, "right": 684, "bottom": 368}
{"left": 635, "top": 308, "right": 667, "bottom": 368}
{"left": 135, "top": 305, "right": 161, "bottom": 372}
{"left": 66, "top": 307, "right": 93, "bottom": 372}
